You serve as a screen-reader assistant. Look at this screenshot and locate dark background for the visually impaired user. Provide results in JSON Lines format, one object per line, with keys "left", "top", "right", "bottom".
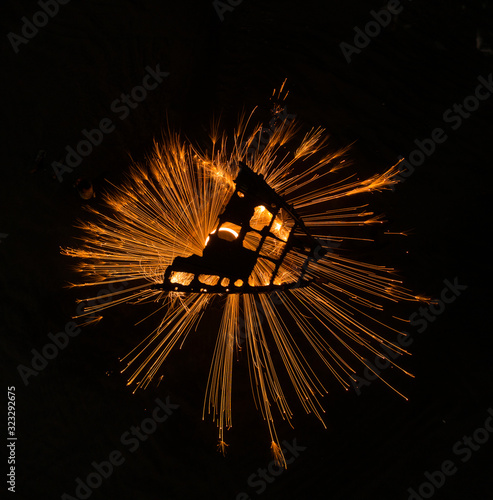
{"left": 1, "top": 0, "right": 492, "bottom": 499}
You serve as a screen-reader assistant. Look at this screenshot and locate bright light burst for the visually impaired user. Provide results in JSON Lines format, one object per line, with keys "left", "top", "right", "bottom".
{"left": 61, "top": 87, "right": 429, "bottom": 467}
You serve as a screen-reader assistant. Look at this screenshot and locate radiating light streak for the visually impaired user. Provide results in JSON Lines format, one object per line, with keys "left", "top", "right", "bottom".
{"left": 61, "top": 95, "right": 429, "bottom": 466}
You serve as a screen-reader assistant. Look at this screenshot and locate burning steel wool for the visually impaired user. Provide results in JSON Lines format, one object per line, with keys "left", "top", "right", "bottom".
{"left": 61, "top": 88, "right": 429, "bottom": 467}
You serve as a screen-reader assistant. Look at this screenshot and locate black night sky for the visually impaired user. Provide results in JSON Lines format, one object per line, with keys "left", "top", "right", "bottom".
{"left": 1, "top": 1, "right": 492, "bottom": 499}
